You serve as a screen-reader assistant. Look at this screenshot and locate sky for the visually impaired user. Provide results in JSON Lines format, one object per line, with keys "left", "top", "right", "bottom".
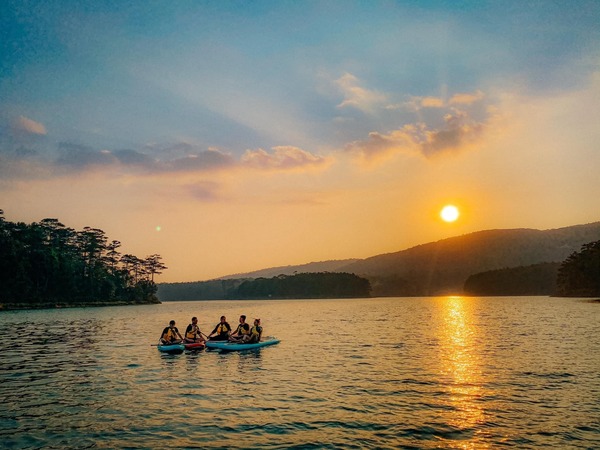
{"left": 1, "top": 0, "right": 600, "bottom": 282}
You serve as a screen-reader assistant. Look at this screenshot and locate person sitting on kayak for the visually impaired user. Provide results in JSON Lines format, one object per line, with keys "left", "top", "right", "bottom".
{"left": 184, "top": 316, "right": 205, "bottom": 343}
{"left": 160, "top": 320, "right": 183, "bottom": 344}
{"left": 207, "top": 315, "right": 231, "bottom": 341}
{"left": 244, "top": 318, "right": 262, "bottom": 344}
{"left": 228, "top": 315, "right": 250, "bottom": 342}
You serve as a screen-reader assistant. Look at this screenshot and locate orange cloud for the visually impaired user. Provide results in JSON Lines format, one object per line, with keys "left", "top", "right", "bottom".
{"left": 421, "top": 111, "right": 484, "bottom": 157}
{"left": 14, "top": 116, "right": 47, "bottom": 135}
{"left": 389, "top": 90, "right": 485, "bottom": 111}
{"left": 241, "top": 146, "right": 331, "bottom": 171}
{"left": 345, "top": 124, "right": 422, "bottom": 162}
{"left": 449, "top": 90, "right": 485, "bottom": 105}
{"left": 346, "top": 109, "right": 486, "bottom": 162}
{"left": 420, "top": 96, "right": 445, "bottom": 108}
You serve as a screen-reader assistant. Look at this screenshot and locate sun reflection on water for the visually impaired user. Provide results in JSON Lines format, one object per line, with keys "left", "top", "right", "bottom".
{"left": 438, "top": 296, "right": 488, "bottom": 448}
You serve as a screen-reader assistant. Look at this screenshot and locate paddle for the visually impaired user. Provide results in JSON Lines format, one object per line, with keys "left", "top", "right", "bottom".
{"left": 152, "top": 339, "right": 183, "bottom": 346}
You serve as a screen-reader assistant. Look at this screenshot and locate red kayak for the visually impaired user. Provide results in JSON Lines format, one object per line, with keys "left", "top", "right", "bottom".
{"left": 184, "top": 341, "right": 206, "bottom": 351}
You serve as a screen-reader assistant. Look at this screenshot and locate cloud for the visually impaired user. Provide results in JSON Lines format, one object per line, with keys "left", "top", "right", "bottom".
{"left": 165, "top": 149, "right": 236, "bottom": 172}
{"left": 345, "top": 124, "right": 422, "bottom": 162}
{"left": 0, "top": 154, "right": 48, "bottom": 180}
{"left": 346, "top": 109, "right": 486, "bottom": 162}
{"left": 241, "top": 146, "right": 330, "bottom": 171}
{"left": 185, "top": 181, "right": 222, "bottom": 202}
{"left": 449, "top": 90, "right": 485, "bottom": 105}
{"left": 335, "top": 73, "right": 387, "bottom": 112}
{"left": 421, "top": 110, "right": 484, "bottom": 156}
{"left": 419, "top": 97, "right": 445, "bottom": 108}
{"left": 386, "top": 98, "right": 438, "bottom": 112}
{"left": 143, "top": 141, "right": 201, "bottom": 159}
{"left": 346, "top": 88, "right": 491, "bottom": 163}
{"left": 52, "top": 141, "right": 236, "bottom": 174}
{"left": 13, "top": 116, "right": 47, "bottom": 135}
{"left": 56, "top": 142, "right": 116, "bottom": 168}
{"left": 112, "top": 149, "right": 156, "bottom": 166}
{"left": 388, "top": 90, "right": 485, "bottom": 112}
{"left": 1, "top": 136, "right": 330, "bottom": 181}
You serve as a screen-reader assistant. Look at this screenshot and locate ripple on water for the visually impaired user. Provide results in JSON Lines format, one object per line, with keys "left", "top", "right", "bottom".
{"left": 1, "top": 297, "right": 599, "bottom": 449}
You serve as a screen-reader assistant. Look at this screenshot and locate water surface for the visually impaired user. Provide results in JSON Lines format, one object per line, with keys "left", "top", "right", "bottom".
{"left": 1, "top": 296, "right": 598, "bottom": 449}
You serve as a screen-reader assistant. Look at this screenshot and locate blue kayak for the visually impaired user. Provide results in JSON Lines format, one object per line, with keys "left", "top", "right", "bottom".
{"left": 157, "top": 343, "right": 185, "bottom": 354}
{"left": 205, "top": 336, "right": 280, "bottom": 351}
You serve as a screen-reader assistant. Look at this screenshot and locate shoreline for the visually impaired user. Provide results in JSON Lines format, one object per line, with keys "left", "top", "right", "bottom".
{"left": 0, "top": 299, "right": 161, "bottom": 312}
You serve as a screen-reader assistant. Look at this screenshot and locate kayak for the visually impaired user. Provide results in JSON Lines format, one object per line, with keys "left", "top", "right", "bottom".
{"left": 205, "top": 336, "right": 280, "bottom": 352}
{"left": 184, "top": 341, "right": 206, "bottom": 351}
{"left": 157, "top": 343, "right": 185, "bottom": 354}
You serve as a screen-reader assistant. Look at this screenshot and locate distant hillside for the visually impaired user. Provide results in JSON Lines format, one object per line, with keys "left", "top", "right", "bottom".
{"left": 217, "top": 259, "right": 360, "bottom": 280}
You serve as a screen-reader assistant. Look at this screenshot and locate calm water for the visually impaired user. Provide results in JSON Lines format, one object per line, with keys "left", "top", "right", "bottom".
{"left": 0, "top": 296, "right": 599, "bottom": 449}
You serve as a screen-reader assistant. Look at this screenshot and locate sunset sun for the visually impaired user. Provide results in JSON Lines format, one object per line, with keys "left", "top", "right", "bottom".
{"left": 440, "top": 205, "right": 460, "bottom": 222}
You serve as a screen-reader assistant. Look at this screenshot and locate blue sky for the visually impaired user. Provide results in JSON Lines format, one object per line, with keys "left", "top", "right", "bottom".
{"left": 2, "top": 1, "right": 600, "bottom": 281}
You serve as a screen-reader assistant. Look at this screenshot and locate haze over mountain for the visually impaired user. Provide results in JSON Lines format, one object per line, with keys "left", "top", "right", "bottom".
{"left": 209, "top": 222, "right": 600, "bottom": 296}
{"left": 218, "top": 259, "right": 360, "bottom": 280}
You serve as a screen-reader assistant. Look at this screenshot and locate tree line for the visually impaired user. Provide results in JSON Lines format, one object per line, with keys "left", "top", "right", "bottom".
{"left": 234, "top": 272, "right": 371, "bottom": 299}
{"left": 462, "top": 240, "right": 600, "bottom": 297}
{"left": 0, "top": 210, "right": 166, "bottom": 308}
{"left": 556, "top": 240, "right": 600, "bottom": 297}
{"left": 463, "top": 262, "right": 560, "bottom": 296}
{"left": 158, "top": 272, "right": 372, "bottom": 301}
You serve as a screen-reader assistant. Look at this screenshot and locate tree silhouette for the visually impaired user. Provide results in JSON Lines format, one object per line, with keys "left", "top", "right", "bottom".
{"left": 557, "top": 240, "right": 600, "bottom": 297}
{"left": 0, "top": 212, "right": 166, "bottom": 308}
{"left": 234, "top": 272, "right": 371, "bottom": 299}
{"left": 144, "top": 254, "right": 167, "bottom": 282}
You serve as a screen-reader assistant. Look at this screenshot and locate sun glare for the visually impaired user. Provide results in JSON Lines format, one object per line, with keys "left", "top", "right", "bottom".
{"left": 441, "top": 205, "right": 460, "bottom": 222}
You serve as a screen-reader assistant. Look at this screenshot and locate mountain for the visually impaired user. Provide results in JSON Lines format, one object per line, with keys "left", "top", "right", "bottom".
{"left": 217, "top": 259, "right": 360, "bottom": 280}
{"left": 211, "top": 222, "right": 600, "bottom": 297}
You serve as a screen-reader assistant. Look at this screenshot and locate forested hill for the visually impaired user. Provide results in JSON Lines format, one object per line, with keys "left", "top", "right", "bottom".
{"left": 464, "top": 240, "right": 600, "bottom": 297}
{"left": 0, "top": 211, "right": 166, "bottom": 309}
{"left": 464, "top": 263, "right": 561, "bottom": 296}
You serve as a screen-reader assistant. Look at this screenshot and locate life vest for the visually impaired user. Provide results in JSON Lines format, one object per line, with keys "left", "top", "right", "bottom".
{"left": 186, "top": 324, "right": 200, "bottom": 340}
{"left": 216, "top": 323, "right": 229, "bottom": 335}
{"left": 250, "top": 325, "right": 262, "bottom": 338}
{"left": 236, "top": 323, "right": 250, "bottom": 335}
{"left": 163, "top": 327, "right": 178, "bottom": 341}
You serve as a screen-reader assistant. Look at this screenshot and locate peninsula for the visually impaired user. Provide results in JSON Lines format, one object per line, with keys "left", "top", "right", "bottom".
{"left": 0, "top": 210, "right": 166, "bottom": 310}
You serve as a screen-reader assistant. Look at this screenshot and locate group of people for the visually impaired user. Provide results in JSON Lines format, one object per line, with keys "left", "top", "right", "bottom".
{"left": 159, "top": 315, "right": 263, "bottom": 345}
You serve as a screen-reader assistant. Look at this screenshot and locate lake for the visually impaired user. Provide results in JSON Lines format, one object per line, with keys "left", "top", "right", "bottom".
{"left": 0, "top": 296, "right": 598, "bottom": 449}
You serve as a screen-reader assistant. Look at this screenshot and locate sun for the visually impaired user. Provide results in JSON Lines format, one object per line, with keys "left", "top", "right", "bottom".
{"left": 440, "top": 205, "right": 460, "bottom": 222}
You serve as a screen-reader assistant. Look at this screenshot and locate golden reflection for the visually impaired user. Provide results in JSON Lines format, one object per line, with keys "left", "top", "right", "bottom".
{"left": 438, "top": 296, "right": 487, "bottom": 448}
